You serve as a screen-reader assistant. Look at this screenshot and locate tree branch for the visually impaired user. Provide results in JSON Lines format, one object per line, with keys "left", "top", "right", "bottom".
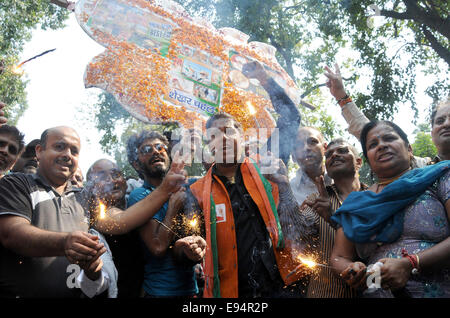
{"left": 422, "top": 25, "right": 450, "bottom": 66}
{"left": 300, "top": 75, "right": 357, "bottom": 99}
{"left": 380, "top": 9, "right": 411, "bottom": 20}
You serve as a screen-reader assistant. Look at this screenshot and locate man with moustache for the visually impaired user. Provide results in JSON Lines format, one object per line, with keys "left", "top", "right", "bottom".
{"left": 0, "top": 126, "right": 185, "bottom": 298}
{"left": 12, "top": 139, "right": 40, "bottom": 175}
{"left": 127, "top": 131, "right": 206, "bottom": 298}
{"left": 0, "top": 126, "right": 106, "bottom": 298}
{"left": 0, "top": 125, "right": 25, "bottom": 179}
{"left": 290, "top": 126, "right": 332, "bottom": 206}
{"left": 301, "top": 138, "right": 367, "bottom": 298}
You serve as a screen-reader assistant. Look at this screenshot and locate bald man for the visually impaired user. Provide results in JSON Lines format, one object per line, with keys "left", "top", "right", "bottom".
{"left": 290, "top": 127, "right": 332, "bottom": 206}
{"left": 0, "top": 126, "right": 106, "bottom": 298}
{"left": 0, "top": 126, "right": 187, "bottom": 298}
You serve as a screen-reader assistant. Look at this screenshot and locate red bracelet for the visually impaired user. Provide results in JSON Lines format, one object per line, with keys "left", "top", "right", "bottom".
{"left": 401, "top": 248, "right": 419, "bottom": 275}
{"left": 338, "top": 96, "right": 352, "bottom": 107}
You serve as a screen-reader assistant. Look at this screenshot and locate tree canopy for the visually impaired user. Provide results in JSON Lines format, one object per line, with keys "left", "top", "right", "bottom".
{"left": 179, "top": 0, "right": 449, "bottom": 121}
{"left": 0, "top": 0, "right": 69, "bottom": 124}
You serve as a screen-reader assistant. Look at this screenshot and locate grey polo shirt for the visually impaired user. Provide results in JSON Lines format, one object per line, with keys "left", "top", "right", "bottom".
{"left": 0, "top": 173, "right": 89, "bottom": 298}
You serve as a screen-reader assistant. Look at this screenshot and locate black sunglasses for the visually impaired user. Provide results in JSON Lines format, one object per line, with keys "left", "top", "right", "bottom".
{"left": 139, "top": 143, "right": 168, "bottom": 155}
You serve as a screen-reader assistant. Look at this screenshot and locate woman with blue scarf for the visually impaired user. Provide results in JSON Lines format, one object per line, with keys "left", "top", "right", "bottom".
{"left": 330, "top": 120, "right": 450, "bottom": 298}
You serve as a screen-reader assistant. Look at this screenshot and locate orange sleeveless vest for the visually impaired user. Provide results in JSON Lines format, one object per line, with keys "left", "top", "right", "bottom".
{"left": 190, "top": 158, "right": 304, "bottom": 298}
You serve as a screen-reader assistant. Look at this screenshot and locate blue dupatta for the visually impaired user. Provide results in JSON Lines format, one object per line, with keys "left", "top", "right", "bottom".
{"left": 331, "top": 160, "right": 450, "bottom": 243}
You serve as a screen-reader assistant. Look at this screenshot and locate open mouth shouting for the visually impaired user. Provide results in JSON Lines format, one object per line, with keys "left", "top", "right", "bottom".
{"left": 377, "top": 152, "right": 394, "bottom": 162}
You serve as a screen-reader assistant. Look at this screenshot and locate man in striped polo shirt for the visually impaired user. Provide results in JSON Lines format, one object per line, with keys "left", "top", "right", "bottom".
{"left": 0, "top": 126, "right": 107, "bottom": 298}
{"left": 302, "top": 138, "right": 367, "bottom": 298}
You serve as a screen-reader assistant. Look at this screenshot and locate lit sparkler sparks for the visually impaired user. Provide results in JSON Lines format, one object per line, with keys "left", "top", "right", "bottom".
{"left": 246, "top": 101, "right": 260, "bottom": 129}
{"left": 12, "top": 64, "right": 25, "bottom": 76}
{"left": 11, "top": 48, "right": 56, "bottom": 76}
{"left": 98, "top": 201, "right": 107, "bottom": 219}
{"left": 286, "top": 254, "right": 330, "bottom": 279}
{"left": 187, "top": 215, "right": 200, "bottom": 235}
{"left": 246, "top": 101, "right": 257, "bottom": 115}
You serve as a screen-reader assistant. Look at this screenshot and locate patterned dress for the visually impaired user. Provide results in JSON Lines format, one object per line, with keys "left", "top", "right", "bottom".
{"left": 356, "top": 170, "right": 450, "bottom": 298}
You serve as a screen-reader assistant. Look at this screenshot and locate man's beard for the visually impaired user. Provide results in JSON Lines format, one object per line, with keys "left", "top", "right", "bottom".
{"left": 140, "top": 161, "right": 168, "bottom": 179}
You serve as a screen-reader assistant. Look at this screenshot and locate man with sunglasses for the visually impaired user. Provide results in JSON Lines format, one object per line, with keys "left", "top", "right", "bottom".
{"left": 0, "top": 124, "right": 25, "bottom": 179}
{"left": 126, "top": 130, "right": 206, "bottom": 298}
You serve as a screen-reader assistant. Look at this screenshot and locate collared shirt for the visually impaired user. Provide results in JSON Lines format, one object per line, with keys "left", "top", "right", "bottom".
{"left": 0, "top": 173, "right": 89, "bottom": 298}
{"left": 290, "top": 167, "right": 332, "bottom": 206}
{"left": 302, "top": 183, "right": 367, "bottom": 298}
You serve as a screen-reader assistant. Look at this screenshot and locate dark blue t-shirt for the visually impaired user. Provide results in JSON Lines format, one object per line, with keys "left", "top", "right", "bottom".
{"left": 127, "top": 181, "right": 198, "bottom": 297}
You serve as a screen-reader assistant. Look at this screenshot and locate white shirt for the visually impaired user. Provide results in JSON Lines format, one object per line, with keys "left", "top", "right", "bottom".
{"left": 77, "top": 269, "right": 110, "bottom": 298}
{"left": 290, "top": 167, "right": 332, "bottom": 205}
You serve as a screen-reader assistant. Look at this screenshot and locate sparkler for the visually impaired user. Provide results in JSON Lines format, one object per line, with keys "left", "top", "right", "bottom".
{"left": 11, "top": 48, "right": 56, "bottom": 76}
{"left": 246, "top": 101, "right": 260, "bottom": 129}
{"left": 98, "top": 201, "right": 107, "bottom": 219}
{"left": 286, "top": 254, "right": 332, "bottom": 279}
{"left": 154, "top": 219, "right": 182, "bottom": 239}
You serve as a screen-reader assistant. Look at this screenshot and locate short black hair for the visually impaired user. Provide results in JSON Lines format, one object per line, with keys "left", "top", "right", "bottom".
{"left": 205, "top": 112, "right": 243, "bottom": 142}
{"left": 327, "top": 138, "right": 359, "bottom": 157}
{"left": 206, "top": 112, "right": 242, "bottom": 130}
{"left": 0, "top": 125, "right": 25, "bottom": 154}
{"left": 22, "top": 139, "right": 40, "bottom": 156}
{"left": 126, "top": 130, "right": 169, "bottom": 179}
{"left": 360, "top": 120, "right": 410, "bottom": 161}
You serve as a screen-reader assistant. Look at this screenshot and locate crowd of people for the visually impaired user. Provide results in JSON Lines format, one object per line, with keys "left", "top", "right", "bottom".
{"left": 0, "top": 61, "right": 449, "bottom": 299}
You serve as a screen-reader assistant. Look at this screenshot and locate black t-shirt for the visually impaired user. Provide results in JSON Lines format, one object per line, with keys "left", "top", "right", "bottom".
{"left": 0, "top": 173, "right": 88, "bottom": 298}
{"left": 214, "top": 166, "right": 284, "bottom": 297}
{"left": 104, "top": 230, "right": 144, "bottom": 298}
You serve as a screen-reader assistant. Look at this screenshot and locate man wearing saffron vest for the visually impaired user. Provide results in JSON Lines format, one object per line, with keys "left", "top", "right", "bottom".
{"left": 188, "top": 113, "right": 318, "bottom": 298}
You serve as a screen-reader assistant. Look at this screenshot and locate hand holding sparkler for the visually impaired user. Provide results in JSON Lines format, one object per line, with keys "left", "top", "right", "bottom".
{"left": 0, "top": 102, "right": 7, "bottom": 126}
{"left": 64, "top": 231, "right": 106, "bottom": 265}
{"left": 175, "top": 235, "right": 207, "bottom": 263}
{"left": 340, "top": 261, "right": 368, "bottom": 291}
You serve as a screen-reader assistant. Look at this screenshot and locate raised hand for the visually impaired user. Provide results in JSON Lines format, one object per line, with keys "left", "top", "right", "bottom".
{"left": 324, "top": 63, "right": 347, "bottom": 101}
{"left": 242, "top": 61, "right": 269, "bottom": 86}
{"left": 159, "top": 152, "right": 187, "bottom": 195}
